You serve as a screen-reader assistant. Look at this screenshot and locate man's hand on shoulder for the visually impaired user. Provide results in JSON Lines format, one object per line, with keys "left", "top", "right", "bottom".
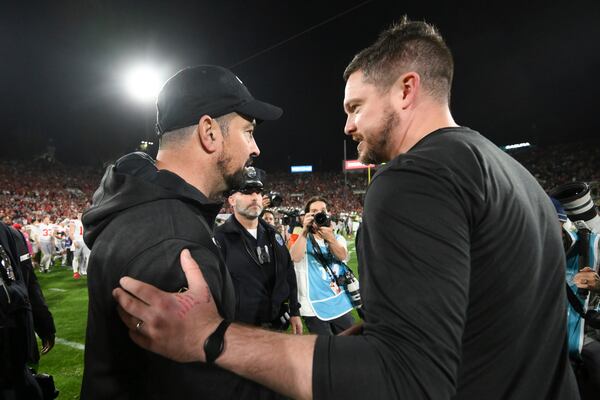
{"left": 112, "top": 249, "right": 222, "bottom": 363}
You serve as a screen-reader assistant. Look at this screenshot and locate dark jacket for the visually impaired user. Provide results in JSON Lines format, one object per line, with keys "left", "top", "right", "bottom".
{"left": 80, "top": 152, "right": 273, "bottom": 400}
{"left": 0, "top": 223, "right": 43, "bottom": 400}
{"left": 9, "top": 226, "right": 56, "bottom": 363}
{"left": 214, "top": 216, "right": 300, "bottom": 327}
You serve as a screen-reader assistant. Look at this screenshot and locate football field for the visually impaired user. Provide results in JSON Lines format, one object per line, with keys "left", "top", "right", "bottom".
{"left": 35, "top": 240, "right": 359, "bottom": 399}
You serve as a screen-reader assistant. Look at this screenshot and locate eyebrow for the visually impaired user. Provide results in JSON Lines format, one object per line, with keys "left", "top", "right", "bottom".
{"left": 244, "top": 120, "right": 257, "bottom": 130}
{"left": 343, "top": 98, "right": 360, "bottom": 112}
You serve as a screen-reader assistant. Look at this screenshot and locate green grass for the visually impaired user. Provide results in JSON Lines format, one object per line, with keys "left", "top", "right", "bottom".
{"left": 35, "top": 264, "right": 87, "bottom": 400}
{"left": 35, "top": 238, "right": 359, "bottom": 399}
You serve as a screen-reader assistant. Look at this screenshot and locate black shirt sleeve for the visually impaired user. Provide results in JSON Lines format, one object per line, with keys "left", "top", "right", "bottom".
{"left": 285, "top": 253, "right": 301, "bottom": 316}
{"left": 313, "top": 163, "right": 471, "bottom": 399}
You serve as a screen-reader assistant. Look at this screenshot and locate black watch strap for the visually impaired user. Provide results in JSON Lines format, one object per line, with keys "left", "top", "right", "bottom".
{"left": 204, "top": 319, "right": 231, "bottom": 364}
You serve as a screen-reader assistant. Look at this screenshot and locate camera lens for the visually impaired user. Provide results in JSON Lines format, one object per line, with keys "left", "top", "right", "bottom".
{"left": 269, "top": 192, "right": 283, "bottom": 208}
{"left": 314, "top": 212, "right": 331, "bottom": 227}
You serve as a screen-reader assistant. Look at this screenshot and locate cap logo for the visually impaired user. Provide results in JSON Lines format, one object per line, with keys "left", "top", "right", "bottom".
{"left": 246, "top": 167, "right": 257, "bottom": 179}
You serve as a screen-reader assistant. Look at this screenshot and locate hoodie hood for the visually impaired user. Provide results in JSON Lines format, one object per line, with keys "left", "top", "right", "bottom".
{"left": 83, "top": 152, "right": 222, "bottom": 248}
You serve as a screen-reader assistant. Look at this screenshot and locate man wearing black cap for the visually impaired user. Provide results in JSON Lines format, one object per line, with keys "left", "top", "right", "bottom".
{"left": 214, "top": 167, "right": 302, "bottom": 334}
{"left": 112, "top": 18, "right": 579, "bottom": 400}
{"left": 80, "top": 65, "right": 282, "bottom": 399}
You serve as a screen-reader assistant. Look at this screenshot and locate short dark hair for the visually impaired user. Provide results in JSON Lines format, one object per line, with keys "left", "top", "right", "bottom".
{"left": 343, "top": 16, "right": 454, "bottom": 102}
{"left": 159, "top": 112, "right": 234, "bottom": 149}
{"left": 304, "top": 196, "right": 329, "bottom": 213}
{"left": 261, "top": 210, "right": 275, "bottom": 218}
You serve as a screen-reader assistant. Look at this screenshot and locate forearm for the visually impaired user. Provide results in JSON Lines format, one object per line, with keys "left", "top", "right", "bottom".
{"left": 217, "top": 324, "right": 316, "bottom": 399}
{"left": 290, "top": 233, "right": 307, "bottom": 262}
{"left": 327, "top": 239, "right": 347, "bottom": 261}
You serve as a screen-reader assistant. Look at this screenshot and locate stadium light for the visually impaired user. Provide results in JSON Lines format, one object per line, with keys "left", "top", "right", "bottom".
{"left": 124, "top": 64, "right": 162, "bottom": 103}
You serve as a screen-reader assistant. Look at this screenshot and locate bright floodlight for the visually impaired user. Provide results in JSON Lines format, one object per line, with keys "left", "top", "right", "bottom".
{"left": 125, "top": 65, "right": 162, "bottom": 103}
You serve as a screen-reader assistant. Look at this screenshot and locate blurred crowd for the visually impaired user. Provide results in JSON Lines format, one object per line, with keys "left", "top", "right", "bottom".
{"left": 1, "top": 141, "right": 599, "bottom": 225}
{"left": 0, "top": 160, "right": 100, "bottom": 224}
{"left": 510, "top": 142, "right": 600, "bottom": 191}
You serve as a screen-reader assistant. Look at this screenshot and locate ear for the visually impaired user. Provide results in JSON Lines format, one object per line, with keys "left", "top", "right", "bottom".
{"left": 391, "top": 71, "right": 421, "bottom": 110}
{"left": 227, "top": 194, "right": 237, "bottom": 208}
{"left": 196, "top": 115, "right": 220, "bottom": 153}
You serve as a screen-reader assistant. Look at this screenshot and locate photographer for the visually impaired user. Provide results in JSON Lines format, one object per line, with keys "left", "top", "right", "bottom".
{"left": 214, "top": 168, "right": 302, "bottom": 335}
{"left": 289, "top": 196, "right": 355, "bottom": 335}
{"left": 552, "top": 198, "right": 600, "bottom": 399}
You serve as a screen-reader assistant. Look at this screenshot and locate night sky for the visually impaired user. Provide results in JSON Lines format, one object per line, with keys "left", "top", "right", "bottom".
{"left": 2, "top": 1, "right": 599, "bottom": 172}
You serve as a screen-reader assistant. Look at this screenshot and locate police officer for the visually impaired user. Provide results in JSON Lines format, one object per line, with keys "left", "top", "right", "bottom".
{"left": 215, "top": 168, "right": 302, "bottom": 334}
{"left": 8, "top": 225, "right": 56, "bottom": 361}
{"left": 1, "top": 222, "right": 56, "bottom": 399}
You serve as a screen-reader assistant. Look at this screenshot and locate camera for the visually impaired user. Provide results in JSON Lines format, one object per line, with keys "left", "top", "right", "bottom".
{"left": 550, "top": 181, "right": 600, "bottom": 233}
{"left": 277, "top": 208, "right": 301, "bottom": 226}
{"left": 313, "top": 211, "right": 331, "bottom": 228}
{"left": 267, "top": 191, "right": 283, "bottom": 208}
{"left": 336, "top": 270, "right": 362, "bottom": 310}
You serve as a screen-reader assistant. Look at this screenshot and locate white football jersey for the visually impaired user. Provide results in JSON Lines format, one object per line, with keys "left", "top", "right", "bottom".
{"left": 38, "top": 223, "right": 54, "bottom": 242}
{"left": 72, "top": 219, "right": 84, "bottom": 242}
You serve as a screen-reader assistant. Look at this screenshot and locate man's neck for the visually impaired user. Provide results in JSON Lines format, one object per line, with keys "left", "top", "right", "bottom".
{"left": 156, "top": 150, "right": 223, "bottom": 200}
{"left": 235, "top": 214, "right": 258, "bottom": 230}
{"left": 391, "top": 102, "right": 458, "bottom": 157}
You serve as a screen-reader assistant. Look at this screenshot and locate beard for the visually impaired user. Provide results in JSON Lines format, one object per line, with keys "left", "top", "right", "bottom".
{"left": 236, "top": 201, "right": 263, "bottom": 220}
{"left": 358, "top": 107, "right": 398, "bottom": 165}
{"left": 217, "top": 151, "right": 253, "bottom": 195}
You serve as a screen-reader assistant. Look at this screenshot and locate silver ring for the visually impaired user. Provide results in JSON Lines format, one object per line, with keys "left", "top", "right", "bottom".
{"left": 136, "top": 320, "right": 144, "bottom": 331}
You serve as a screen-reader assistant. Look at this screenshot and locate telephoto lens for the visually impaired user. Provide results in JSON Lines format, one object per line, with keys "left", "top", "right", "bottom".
{"left": 345, "top": 272, "right": 362, "bottom": 309}
{"left": 550, "top": 182, "right": 600, "bottom": 233}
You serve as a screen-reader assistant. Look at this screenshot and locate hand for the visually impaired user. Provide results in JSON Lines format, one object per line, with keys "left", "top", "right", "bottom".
{"left": 262, "top": 195, "right": 271, "bottom": 208}
{"left": 317, "top": 226, "right": 335, "bottom": 243}
{"left": 337, "top": 323, "right": 363, "bottom": 336}
{"left": 290, "top": 316, "right": 303, "bottom": 335}
{"left": 41, "top": 335, "right": 55, "bottom": 355}
{"left": 112, "top": 249, "right": 222, "bottom": 363}
{"left": 302, "top": 213, "right": 314, "bottom": 234}
{"left": 573, "top": 267, "right": 600, "bottom": 292}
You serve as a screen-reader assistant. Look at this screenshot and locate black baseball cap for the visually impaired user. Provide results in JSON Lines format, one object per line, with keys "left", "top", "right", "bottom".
{"left": 226, "top": 167, "right": 266, "bottom": 197}
{"left": 156, "top": 65, "right": 283, "bottom": 135}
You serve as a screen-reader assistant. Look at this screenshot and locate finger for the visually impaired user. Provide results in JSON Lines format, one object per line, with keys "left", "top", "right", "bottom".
{"left": 113, "top": 288, "right": 151, "bottom": 326}
{"left": 180, "top": 249, "right": 209, "bottom": 292}
{"left": 580, "top": 267, "right": 593, "bottom": 272}
{"left": 118, "top": 277, "right": 161, "bottom": 306}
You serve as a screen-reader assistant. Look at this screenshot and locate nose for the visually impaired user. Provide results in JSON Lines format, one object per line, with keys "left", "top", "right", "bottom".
{"left": 250, "top": 137, "right": 260, "bottom": 157}
{"left": 344, "top": 115, "right": 356, "bottom": 136}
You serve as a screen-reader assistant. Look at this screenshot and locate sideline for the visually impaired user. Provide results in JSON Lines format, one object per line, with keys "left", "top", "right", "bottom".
{"left": 55, "top": 337, "right": 85, "bottom": 351}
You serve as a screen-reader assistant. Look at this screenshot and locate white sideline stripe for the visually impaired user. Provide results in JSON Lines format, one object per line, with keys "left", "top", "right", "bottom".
{"left": 55, "top": 337, "right": 85, "bottom": 351}
{"left": 48, "top": 288, "right": 66, "bottom": 292}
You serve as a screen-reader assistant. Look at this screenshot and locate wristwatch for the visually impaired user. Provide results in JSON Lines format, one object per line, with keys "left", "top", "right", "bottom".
{"left": 204, "top": 319, "right": 231, "bottom": 364}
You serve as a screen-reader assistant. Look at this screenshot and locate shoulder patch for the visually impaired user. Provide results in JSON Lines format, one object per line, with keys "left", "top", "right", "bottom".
{"left": 275, "top": 233, "right": 284, "bottom": 247}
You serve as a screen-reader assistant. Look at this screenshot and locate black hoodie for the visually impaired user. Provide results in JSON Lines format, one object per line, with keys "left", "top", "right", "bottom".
{"left": 80, "top": 152, "right": 275, "bottom": 400}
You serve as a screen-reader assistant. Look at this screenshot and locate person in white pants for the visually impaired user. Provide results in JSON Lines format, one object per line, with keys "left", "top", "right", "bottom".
{"left": 38, "top": 215, "right": 54, "bottom": 273}
{"left": 69, "top": 213, "right": 89, "bottom": 279}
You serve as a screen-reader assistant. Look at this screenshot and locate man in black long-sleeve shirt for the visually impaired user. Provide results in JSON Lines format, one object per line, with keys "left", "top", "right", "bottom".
{"left": 112, "top": 17, "right": 579, "bottom": 399}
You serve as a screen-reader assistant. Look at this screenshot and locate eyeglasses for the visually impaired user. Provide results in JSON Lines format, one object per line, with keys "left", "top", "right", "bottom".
{"left": 239, "top": 187, "right": 263, "bottom": 195}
